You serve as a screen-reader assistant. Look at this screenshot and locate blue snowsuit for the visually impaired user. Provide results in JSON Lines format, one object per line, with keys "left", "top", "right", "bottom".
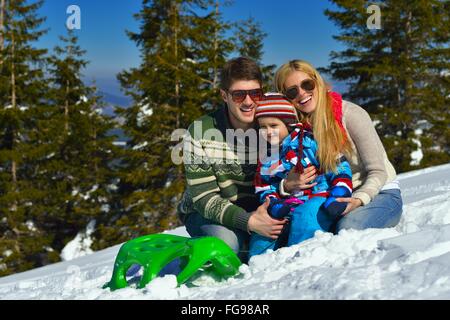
{"left": 250, "top": 123, "right": 353, "bottom": 258}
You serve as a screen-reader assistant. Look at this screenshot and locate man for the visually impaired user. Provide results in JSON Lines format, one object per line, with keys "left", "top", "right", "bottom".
{"left": 177, "top": 57, "right": 287, "bottom": 262}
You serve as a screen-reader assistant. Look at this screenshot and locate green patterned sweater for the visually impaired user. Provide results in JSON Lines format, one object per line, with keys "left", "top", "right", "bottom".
{"left": 177, "top": 105, "right": 259, "bottom": 231}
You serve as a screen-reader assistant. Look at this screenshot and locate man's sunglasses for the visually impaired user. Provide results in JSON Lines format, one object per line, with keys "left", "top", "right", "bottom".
{"left": 284, "top": 79, "right": 316, "bottom": 100}
{"left": 227, "top": 88, "right": 264, "bottom": 103}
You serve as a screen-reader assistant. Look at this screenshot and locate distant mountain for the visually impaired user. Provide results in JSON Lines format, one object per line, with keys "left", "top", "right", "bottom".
{"left": 94, "top": 91, "right": 131, "bottom": 143}
{"left": 98, "top": 91, "right": 133, "bottom": 117}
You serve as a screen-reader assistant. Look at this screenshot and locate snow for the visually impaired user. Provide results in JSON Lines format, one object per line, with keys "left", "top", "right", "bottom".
{"left": 0, "top": 164, "right": 449, "bottom": 299}
{"left": 76, "top": 95, "right": 88, "bottom": 105}
{"left": 132, "top": 141, "right": 148, "bottom": 150}
{"left": 60, "top": 220, "right": 96, "bottom": 262}
{"left": 107, "top": 183, "right": 119, "bottom": 192}
{"left": 136, "top": 103, "right": 153, "bottom": 127}
{"left": 3, "top": 251, "right": 13, "bottom": 258}
{"left": 410, "top": 128, "right": 423, "bottom": 166}
{"left": 113, "top": 141, "right": 127, "bottom": 147}
{"left": 184, "top": 58, "right": 198, "bottom": 65}
{"left": 4, "top": 105, "right": 29, "bottom": 111}
{"left": 73, "top": 185, "right": 99, "bottom": 201}
{"left": 25, "top": 221, "right": 37, "bottom": 232}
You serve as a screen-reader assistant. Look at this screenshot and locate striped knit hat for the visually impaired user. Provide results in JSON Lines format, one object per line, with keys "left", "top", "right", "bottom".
{"left": 255, "top": 93, "right": 299, "bottom": 126}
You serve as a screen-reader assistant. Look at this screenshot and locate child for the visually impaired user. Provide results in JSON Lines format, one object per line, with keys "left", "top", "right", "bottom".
{"left": 249, "top": 93, "right": 353, "bottom": 258}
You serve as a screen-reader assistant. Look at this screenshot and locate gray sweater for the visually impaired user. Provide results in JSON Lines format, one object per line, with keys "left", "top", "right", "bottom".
{"left": 342, "top": 100, "right": 398, "bottom": 205}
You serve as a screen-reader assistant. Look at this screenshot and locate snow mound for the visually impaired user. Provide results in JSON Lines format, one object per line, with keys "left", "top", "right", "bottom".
{"left": 61, "top": 220, "right": 96, "bottom": 261}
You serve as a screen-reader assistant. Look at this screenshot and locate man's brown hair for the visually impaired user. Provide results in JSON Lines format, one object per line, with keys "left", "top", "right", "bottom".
{"left": 219, "top": 57, "right": 263, "bottom": 91}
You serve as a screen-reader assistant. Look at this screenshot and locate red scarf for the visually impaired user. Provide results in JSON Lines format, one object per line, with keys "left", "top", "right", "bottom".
{"left": 329, "top": 91, "right": 345, "bottom": 133}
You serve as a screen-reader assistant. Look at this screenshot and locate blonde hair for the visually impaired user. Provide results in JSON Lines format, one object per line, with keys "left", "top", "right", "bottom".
{"left": 274, "top": 60, "right": 353, "bottom": 173}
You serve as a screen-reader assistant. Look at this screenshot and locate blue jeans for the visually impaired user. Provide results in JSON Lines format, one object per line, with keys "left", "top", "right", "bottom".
{"left": 183, "top": 212, "right": 250, "bottom": 263}
{"left": 249, "top": 196, "right": 335, "bottom": 258}
{"left": 334, "top": 189, "right": 403, "bottom": 232}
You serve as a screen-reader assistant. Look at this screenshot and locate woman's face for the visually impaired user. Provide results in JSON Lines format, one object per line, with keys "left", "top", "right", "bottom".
{"left": 284, "top": 71, "right": 318, "bottom": 114}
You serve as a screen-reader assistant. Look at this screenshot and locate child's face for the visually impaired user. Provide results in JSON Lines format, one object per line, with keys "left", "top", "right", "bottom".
{"left": 258, "top": 117, "right": 289, "bottom": 145}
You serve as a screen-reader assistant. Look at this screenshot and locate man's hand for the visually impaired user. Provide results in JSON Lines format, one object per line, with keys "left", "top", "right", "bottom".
{"left": 335, "top": 197, "right": 362, "bottom": 216}
{"left": 284, "top": 166, "right": 318, "bottom": 193}
{"left": 248, "top": 198, "right": 288, "bottom": 239}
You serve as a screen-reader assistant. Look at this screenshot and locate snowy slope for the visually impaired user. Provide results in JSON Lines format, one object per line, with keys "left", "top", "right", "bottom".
{"left": 0, "top": 163, "right": 449, "bottom": 300}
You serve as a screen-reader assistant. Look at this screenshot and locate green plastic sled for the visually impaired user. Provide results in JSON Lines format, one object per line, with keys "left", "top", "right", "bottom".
{"left": 104, "top": 234, "right": 241, "bottom": 291}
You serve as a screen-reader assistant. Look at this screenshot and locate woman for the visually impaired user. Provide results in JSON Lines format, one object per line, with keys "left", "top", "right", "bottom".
{"left": 274, "top": 60, "right": 403, "bottom": 233}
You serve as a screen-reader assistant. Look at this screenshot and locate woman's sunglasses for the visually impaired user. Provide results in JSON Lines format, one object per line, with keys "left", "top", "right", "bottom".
{"left": 227, "top": 88, "right": 264, "bottom": 103}
{"left": 284, "top": 79, "right": 315, "bottom": 100}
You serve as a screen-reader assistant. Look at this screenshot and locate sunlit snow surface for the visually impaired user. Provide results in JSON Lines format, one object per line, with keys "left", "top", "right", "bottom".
{"left": 0, "top": 164, "right": 449, "bottom": 300}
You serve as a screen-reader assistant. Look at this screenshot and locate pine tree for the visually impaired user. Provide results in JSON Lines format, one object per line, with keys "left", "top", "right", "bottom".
{"left": 0, "top": 0, "right": 54, "bottom": 276}
{"left": 96, "top": 0, "right": 214, "bottom": 247}
{"left": 321, "top": 0, "right": 450, "bottom": 172}
{"left": 42, "top": 31, "right": 120, "bottom": 255}
{"left": 0, "top": 0, "right": 5, "bottom": 65}
{"left": 190, "top": 0, "right": 234, "bottom": 110}
{"left": 233, "top": 16, "right": 276, "bottom": 90}
{"left": 95, "top": 0, "right": 275, "bottom": 249}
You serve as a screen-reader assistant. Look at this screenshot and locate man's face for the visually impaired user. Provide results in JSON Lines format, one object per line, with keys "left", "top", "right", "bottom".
{"left": 220, "top": 80, "right": 262, "bottom": 128}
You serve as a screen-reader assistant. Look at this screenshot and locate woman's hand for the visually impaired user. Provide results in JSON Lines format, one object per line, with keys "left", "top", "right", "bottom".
{"left": 335, "top": 197, "right": 362, "bottom": 216}
{"left": 284, "top": 166, "right": 318, "bottom": 193}
{"left": 248, "top": 198, "right": 288, "bottom": 239}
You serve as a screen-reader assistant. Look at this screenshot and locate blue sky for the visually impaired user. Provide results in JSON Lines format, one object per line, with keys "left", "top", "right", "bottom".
{"left": 38, "top": 0, "right": 345, "bottom": 95}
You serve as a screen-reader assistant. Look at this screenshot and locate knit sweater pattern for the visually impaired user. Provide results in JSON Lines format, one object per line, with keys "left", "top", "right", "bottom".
{"left": 177, "top": 106, "right": 259, "bottom": 231}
